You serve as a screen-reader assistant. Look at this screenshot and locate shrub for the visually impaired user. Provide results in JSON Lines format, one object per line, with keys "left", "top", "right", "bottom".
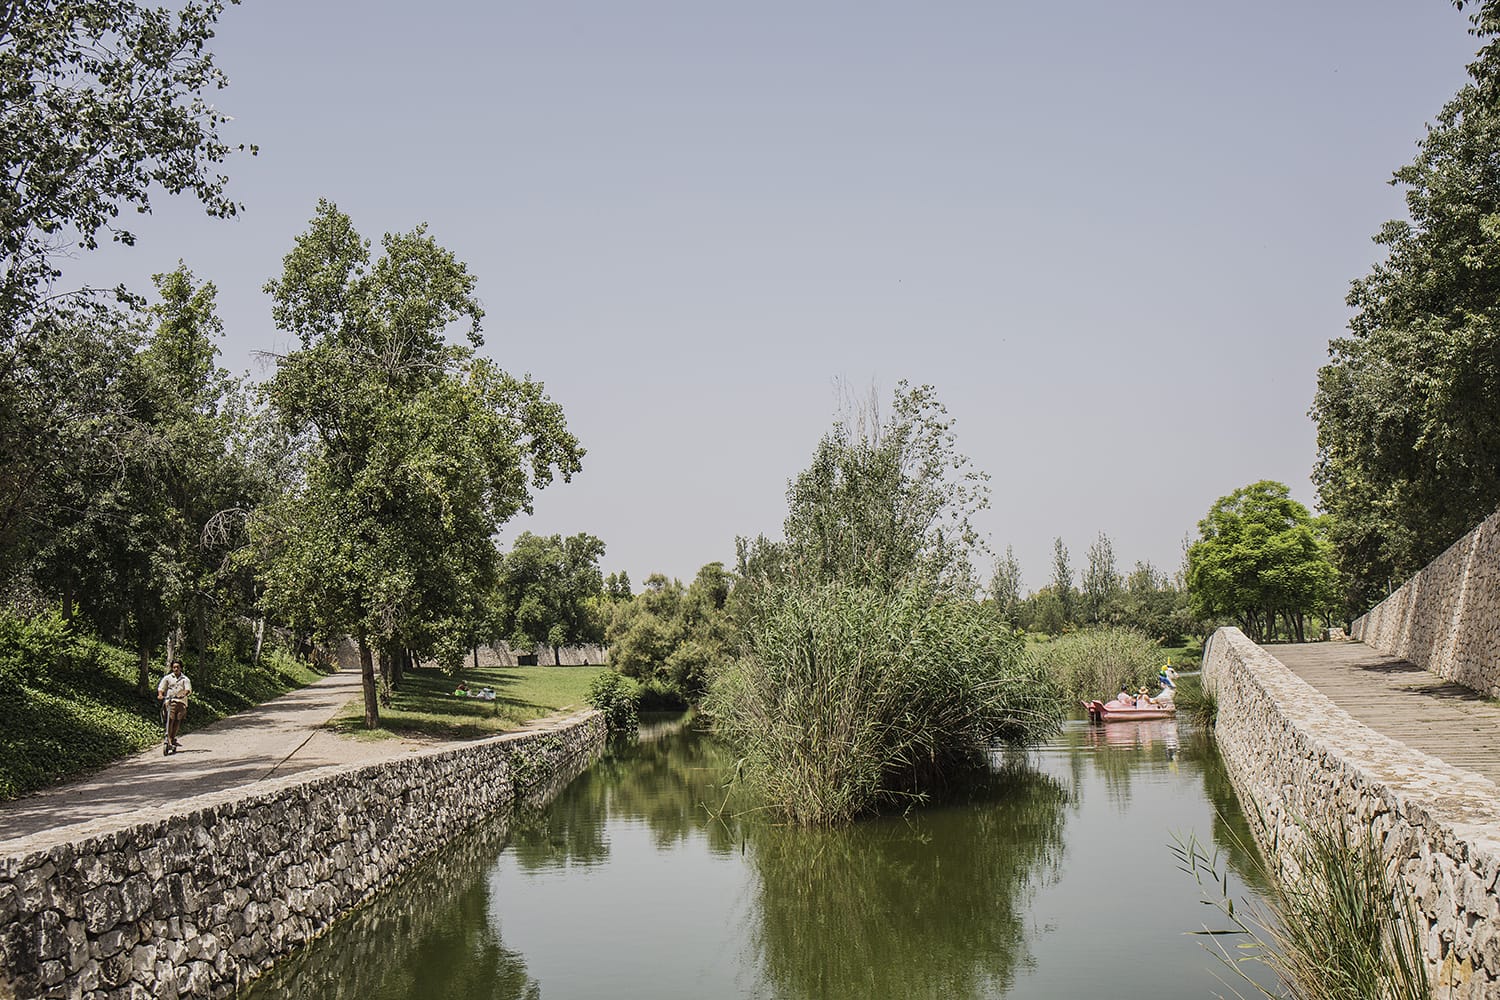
{"left": 586, "top": 670, "right": 639, "bottom": 735}
{"left": 1023, "top": 626, "right": 1162, "bottom": 703}
{"left": 705, "top": 583, "right": 1062, "bottom": 825}
{"left": 0, "top": 606, "right": 76, "bottom": 689}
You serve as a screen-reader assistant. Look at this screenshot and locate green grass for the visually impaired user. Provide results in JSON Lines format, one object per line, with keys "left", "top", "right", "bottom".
{"left": 330, "top": 662, "right": 608, "bottom": 740}
{"left": 1160, "top": 637, "right": 1204, "bottom": 669}
{"left": 0, "top": 640, "right": 328, "bottom": 801}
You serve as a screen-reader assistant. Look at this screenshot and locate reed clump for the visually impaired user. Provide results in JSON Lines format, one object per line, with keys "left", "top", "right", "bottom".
{"left": 1023, "top": 625, "right": 1163, "bottom": 702}
{"left": 705, "top": 583, "right": 1062, "bottom": 825}
{"left": 1173, "top": 820, "right": 1429, "bottom": 1000}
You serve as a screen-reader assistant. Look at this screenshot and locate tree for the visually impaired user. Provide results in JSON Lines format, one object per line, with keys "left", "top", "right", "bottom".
{"left": 1081, "top": 532, "right": 1121, "bottom": 625}
{"left": 1050, "top": 538, "right": 1074, "bottom": 625}
{"left": 604, "top": 571, "right": 632, "bottom": 602}
{"left": 0, "top": 0, "right": 250, "bottom": 334}
{"left": 989, "top": 546, "right": 1023, "bottom": 624}
{"left": 493, "top": 532, "right": 607, "bottom": 665}
{"left": 1312, "top": 10, "right": 1500, "bottom": 612}
{"left": 1185, "top": 481, "right": 1339, "bottom": 643}
{"left": 253, "top": 202, "right": 583, "bottom": 726}
{"left": 782, "top": 382, "right": 989, "bottom": 595}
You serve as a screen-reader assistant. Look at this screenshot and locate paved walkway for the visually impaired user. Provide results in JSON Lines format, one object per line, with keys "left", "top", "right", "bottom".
{"left": 0, "top": 668, "right": 431, "bottom": 849}
{"left": 1265, "top": 641, "right": 1500, "bottom": 786}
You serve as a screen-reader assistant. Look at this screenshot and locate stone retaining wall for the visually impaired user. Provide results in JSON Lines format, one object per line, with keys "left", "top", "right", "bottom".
{"left": 0, "top": 711, "right": 607, "bottom": 1000}
{"left": 1352, "top": 507, "right": 1500, "bottom": 699}
{"left": 1204, "top": 628, "right": 1500, "bottom": 998}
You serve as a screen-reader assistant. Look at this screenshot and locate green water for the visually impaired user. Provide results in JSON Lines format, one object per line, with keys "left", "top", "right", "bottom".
{"left": 248, "top": 716, "right": 1269, "bottom": 999}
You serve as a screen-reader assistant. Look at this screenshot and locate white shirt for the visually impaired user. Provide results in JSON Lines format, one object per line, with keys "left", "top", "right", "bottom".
{"left": 157, "top": 672, "right": 192, "bottom": 703}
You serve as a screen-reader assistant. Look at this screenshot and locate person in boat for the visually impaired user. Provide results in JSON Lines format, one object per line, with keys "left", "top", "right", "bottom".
{"left": 1136, "top": 686, "right": 1154, "bottom": 706}
{"left": 1115, "top": 687, "right": 1136, "bottom": 706}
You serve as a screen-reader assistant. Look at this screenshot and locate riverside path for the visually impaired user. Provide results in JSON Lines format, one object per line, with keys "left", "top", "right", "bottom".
{"left": 1263, "top": 640, "right": 1500, "bottom": 786}
{"left": 0, "top": 667, "right": 427, "bottom": 849}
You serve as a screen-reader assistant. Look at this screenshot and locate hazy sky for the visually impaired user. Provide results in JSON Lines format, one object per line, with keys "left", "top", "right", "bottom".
{"left": 69, "top": 1, "right": 1478, "bottom": 591}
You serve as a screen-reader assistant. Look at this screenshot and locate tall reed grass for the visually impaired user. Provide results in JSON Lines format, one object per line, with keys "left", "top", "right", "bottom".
{"left": 1022, "top": 626, "right": 1163, "bottom": 702}
{"left": 1172, "top": 820, "right": 1430, "bottom": 1000}
{"left": 705, "top": 583, "right": 1062, "bottom": 825}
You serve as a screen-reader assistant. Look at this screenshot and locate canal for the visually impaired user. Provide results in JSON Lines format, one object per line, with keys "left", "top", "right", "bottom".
{"left": 247, "top": 714, "right": 1269, "bottom": 999}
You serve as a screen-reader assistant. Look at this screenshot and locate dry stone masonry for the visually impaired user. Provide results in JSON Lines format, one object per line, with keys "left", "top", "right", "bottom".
{"left": 0, "top": 711, "right": 606, "bottom": 1000}
{"left": 1205, "top": 628, "right": 1500, "bottom": 999}
{"left": 1353, "top": 507, "right": 1500, "bottom": 699}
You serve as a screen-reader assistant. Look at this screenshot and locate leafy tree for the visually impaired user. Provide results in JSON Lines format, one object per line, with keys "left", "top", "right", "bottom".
{"left": 1050, "top": 538, "right": 1075, "bottom": 625}
{"left": 254, "top": 202, "right": 582, "bottom": 725}
{"left": 605, "top": 566, "right": 733, "bottom": 698}
{"left": 0, "top": 0, "right": 251, "bottom": 333}
{"left": 1081, "top": 532, "right": 1121, "bottom": 625}
{"left": 603, "top": 570, "right": 632, "bottom": 602}
{"left": 782, "top": 382, "right": 989, "bottom": 595}
{"left": 493, "top": 532, "right": 607, "bottom": 665}
{"left": 1312, "top": 9, "right": 1500, "bottom": 612}
{"left": 1186, "top": 481, "right": 1339, "bottom": 643}
{"left": 989, "top": 545, "right": 1023, "bottom": 624}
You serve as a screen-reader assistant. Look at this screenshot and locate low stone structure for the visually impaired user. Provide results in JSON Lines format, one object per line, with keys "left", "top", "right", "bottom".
{"left": 0, "top": 711, "right": 607, "bottom": 999}
{"left": 1205, "top": 628, "right": 1500, "bottom": 998}
{"left": 1352, "top": 507, "right": 1500, "bottom": 699}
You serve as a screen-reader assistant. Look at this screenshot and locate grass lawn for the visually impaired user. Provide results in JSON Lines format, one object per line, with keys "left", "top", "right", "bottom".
{"left": 1160, "top": 637, "right": 1204, "bottom": 669}
{"left": 330, "top": 662, "right": 608, "bottom": 740}
{"left": 0, "top": 641, "right": 329, "bottom": 801}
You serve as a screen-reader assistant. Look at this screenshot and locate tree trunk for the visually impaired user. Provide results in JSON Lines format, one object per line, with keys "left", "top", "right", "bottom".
{"left": 472, "top": 646, "right": 480, "bottom": 672}
{"left": 192, "top": 607, "right": 208, "bottom": 687}
{"left": 252, "top": 617, "right": 265, "bottom": 667}
{"left": 136, "top": 635, "right": 152, "bottom": 696}
{"left": 553, "top": 644, "right": 561, "bottom": 666}
{"left": 359, "top": 637, "right": 380, "bottom": 729}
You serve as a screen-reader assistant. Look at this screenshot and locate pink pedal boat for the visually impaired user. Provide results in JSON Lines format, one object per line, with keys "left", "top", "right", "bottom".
{"left": 1082, "top": 698, "right": 1177, "bottom": 722}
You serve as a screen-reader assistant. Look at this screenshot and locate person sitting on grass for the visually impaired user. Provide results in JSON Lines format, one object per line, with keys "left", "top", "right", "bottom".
{"left": 453, "top": 680, "right": 470, "bottom": 697}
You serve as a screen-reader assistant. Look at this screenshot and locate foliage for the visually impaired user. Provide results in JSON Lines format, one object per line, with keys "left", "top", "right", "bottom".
{"left": 606, "top": 565, "right": 735, "bottom": 700}
{"left": 1186, "top": 482, "right": 1339, "bottom": 643}
{"left": 493, "top": 532, "right": 607, "bottom": 662}
{"left": 781, "top": 382, "right": 989, "bottom": 595}
{"left": 1022, "top": 626, "right": 1164, "bottom": 702}
{"left": 1173, "top": 822, "right": 1429, "bottom": 1000}
{"left": 1050, "top": 538, "right": 1074, "bottom": 624}
{"left": 1311, "top": 9, "right": 1500, "bottom": 613}
{"left": 0, "top": 0, "right": 250, "bottom": 333}
{"left": 989, "top": 545, "right": 1023, "bottom": 624}
{"left": 254, "top": 201, "right": 583, "bottom": 725}
{"left": 1173, "top": 673, "right": 1218, "bottom": 726}
{"left": 1080, "top": 531, "right": 1121, "bottom": 625}
{"left": 0, "top": 605, "right": 76, "bottom": 688}
{"left": 585, "top": 670, "right": 640, "bottom": 735}
{"left": 705, "top": 582, "right": 1061, "bottom": 825}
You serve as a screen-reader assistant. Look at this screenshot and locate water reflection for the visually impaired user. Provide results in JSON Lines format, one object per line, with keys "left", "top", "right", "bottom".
{"left": 247, "top": 714, "right": 1267, "bottom": 1000}
{"left": 245, "top": 818, "right": 542, "bottom": 1000}
{"left": 746, "top": 754, "right": 1069, "bottom": 999}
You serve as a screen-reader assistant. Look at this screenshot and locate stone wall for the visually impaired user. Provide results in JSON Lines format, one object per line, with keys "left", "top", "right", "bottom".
{"left": 1352, "top": 507, "right": 1500, "bottom": 699}
{"left": 1204, "top": 628, "right": 1500, "bottom": 998}
{"left": 0, "top": 711, "right": 607, "bottom": 1000}
{"left": 332, "top": 640, "right": 609, "bottom": 670}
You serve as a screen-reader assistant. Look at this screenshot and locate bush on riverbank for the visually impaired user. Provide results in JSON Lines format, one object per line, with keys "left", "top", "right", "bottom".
{"left": 706, "top": 583, "right": 1062, "bottom": 825}
{"left": 1023, "top": 626, "right": 1163, "bottom": 702}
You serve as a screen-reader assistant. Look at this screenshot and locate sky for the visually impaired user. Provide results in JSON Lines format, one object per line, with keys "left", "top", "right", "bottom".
{"left": 68, "top": 1, "right": 1480, "bottom": 592}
